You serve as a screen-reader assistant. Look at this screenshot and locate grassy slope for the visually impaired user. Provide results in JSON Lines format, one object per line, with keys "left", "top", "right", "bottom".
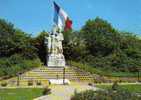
{"left": 70, "top": 61, "right": 140, "bottom": 77}
{"left": 0, "top": 88, "right": 43, "bottom": 100}
{"left": 96, "top": 84, "right": 141, "bottom": 93}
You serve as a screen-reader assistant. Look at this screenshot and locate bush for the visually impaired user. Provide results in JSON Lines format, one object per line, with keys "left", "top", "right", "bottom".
{"left": 71, "top": 88, "right": 141, "bottom": 100}
{"left": 0, "top": 55, "right": 42, "bottom": 78}
{"left": 1, "top": 81, "right": 7, "bottom": 87}
{"left": 42, "top": 87, "right": 51, "bottom": 95}
{"left": 70, "top": 61, "right": 139, "bottom": 77}
{"left": 88, "top": 83, "right": 93, "bottom": 86}
{"left": 71, "top": 90, "right": 95, "bottom": 100}
{"left": 112, "top": 81, "right": 119, "bottom": 90}
{"left": 28, "top": 80, "right": 33, "bottom": 86}
{"left": 36, "top": 81, "right": 42, "bottom": 86}
{"left": 70, "top": 61, "right": 110, "bottom": 76}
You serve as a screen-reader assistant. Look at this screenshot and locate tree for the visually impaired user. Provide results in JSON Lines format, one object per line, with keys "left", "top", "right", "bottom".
{"left": 0, "top": 19, "right": 15, "bottom": 57}
{"left": 81, "top": 17, "right": 118, "bottom": 57}
{"left": 63, "top": 30, "right": 88, "bottom": 61}
{"left": 32, "top": 31, "right": 48, "bottom": 65}
{"left": 0, "top": 18, "right": 41, "bottom": 78}
{"left": 14, "top": 29, "right": 37, "bottom": 59}
{"left": 0, "top": 19, "right": 36, "bottom": 58}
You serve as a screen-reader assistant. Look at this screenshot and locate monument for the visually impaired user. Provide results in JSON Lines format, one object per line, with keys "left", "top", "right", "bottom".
{"left": 46, "top": 2, "right": 72, "bottom": 67}
{"left": 46, "top": 25, "right": 66, "bottom": 67}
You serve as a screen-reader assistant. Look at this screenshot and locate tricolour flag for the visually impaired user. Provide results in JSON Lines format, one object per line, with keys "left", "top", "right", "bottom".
{"left": 53, "top": 2, "right": 72, "bottom": 31}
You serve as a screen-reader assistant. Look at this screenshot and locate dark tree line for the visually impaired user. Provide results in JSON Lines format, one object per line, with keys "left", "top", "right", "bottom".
{"left": 0, "top": 19, "right": 41, "bottom": 78}
{"left": 0, "top": 17, "right": 141, "bottom": 78}
{"left": 63, "top": 17, "right": 141, "bottom": 73}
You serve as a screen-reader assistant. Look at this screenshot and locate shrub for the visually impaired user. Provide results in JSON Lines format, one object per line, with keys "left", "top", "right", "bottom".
{"left": 71, "top": 88, "right": 141, "bottom": 100}
{"left": 0, "top": 55, "right": 42, "bottom": 78}
{"left": 70, "top": 61, "right": 110, "bottom": 76}
{"left": 42, "top": 87, "right": 51, "bottom": 95}
{"left": 1, "top": 81, "right": 7, "bottom": 87}
{"left": 69, "top": 61, "right": 139, "bottom": 77}
{"left": 71, "top": 90, "right": 95, "bottom": 100}
{"left": 36, "top": 81, "right": 42, "bottom": 86}
{"left": 112, "top": 81, "right": 119, "bottom": 90}
{"left": 28, "top": 80, "right": 33, "bottom": 86}
{"left": 88, "top": 83, "right": 93, "bottom": 86}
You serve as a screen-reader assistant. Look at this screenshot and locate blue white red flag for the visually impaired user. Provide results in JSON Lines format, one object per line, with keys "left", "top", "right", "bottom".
{"left": 53, "top": 2, "right": 72, "bottom": 31}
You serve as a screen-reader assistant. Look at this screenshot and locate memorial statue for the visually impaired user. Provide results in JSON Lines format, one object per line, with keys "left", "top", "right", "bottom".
{"left": 46, "top": 2, "right": 72, "bottom": 67}
{"left": 46, "top": 25, "right": 65, "bottom": 67}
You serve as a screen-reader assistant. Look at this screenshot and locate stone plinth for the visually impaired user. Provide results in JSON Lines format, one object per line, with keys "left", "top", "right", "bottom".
{"left": 47, "top": 54, "right": 65, "bottom": 67}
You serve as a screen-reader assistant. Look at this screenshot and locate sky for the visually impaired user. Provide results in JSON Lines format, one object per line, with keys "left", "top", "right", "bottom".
{"left": 0, "top": 0, "right": 141, "bottom": 36}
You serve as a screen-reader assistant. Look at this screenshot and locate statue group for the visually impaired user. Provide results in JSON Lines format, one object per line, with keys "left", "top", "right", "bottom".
{"left": 46, "top": 25, "right": 66, "bottom": 67}
{"left": 46, "top": 2, "right": 72, "bottom": 67}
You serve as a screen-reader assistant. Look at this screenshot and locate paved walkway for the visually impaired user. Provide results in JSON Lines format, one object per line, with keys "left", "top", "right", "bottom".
{"left": 34, "top": 82, "right": 141, "bottom": 100}
{"left": 34, "top": 83, "right": 99, "bottom": 100}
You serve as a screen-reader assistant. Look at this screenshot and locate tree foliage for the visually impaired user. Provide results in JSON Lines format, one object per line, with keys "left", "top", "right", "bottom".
{"left": 32, "top": 31, "right": 48, "bottom": 65}
{"left": 0, "top": 19, "right": 41, "bottom": 78}
{"left": 63, "top": 30, "right": 88, "bottom": 61}
{"left": 0, "top": 19, "right": 37, "bottom": 58}
{"left": 63, "top": 17, "right": 141, "bottom": 72}
{"left": 1, "top": 16, "right": 141, "bottom": 78}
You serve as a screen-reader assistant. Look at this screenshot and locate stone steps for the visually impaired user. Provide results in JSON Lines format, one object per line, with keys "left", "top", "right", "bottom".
{"left": 20, "top": 67, "right": 94, "bottom": 82}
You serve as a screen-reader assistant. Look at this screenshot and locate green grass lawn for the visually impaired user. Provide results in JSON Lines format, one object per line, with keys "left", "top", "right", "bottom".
{"left": 96, "top": 84, "right": 141, "bottom": 93}
{"left": 108, "top": 71, "right": 139, "bottom": 77}
{"left": 0, "top": 88, "right": 43, "bottom": 100}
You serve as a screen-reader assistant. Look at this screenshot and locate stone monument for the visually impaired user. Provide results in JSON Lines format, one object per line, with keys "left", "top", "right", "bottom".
{"left": 46, "top": 2, "right": 72, "bottom": 67}
{"left": 46, "top": 25, "right": 65, "bottom": 67}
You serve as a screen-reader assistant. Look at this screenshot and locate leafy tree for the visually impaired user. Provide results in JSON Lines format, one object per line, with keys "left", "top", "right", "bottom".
{"left": 14, "top": 29, "right": 37, "bottom": 59}
{"left": 32, "top": 31, "right": 48, "bottom": 65}
{"left": 63, "top": 30, "right": 88, "bottom": 61}
{"left": 0, "top": 18, "right": 41, "bottom": 78}
{"left": 0, "top": 19, "right": 15, "bottom": 57}
{"left": 62, "top": 17, "right": 141, "bottom": 73}
{"left": 1, "top": 16, "right": 141, "bottom": 77}
{"left": 81, "top": 17, "right": 117, "bottom": 57}
{"left": 0, "top": 19, "right": 37, "bottom": 58}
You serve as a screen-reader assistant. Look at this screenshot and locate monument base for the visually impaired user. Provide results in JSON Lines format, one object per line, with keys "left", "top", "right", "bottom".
{"left": 47, "top": 53, "right": 65, "bottom": 67}
{"left": 48, "top": 79, "right": 70, "bottom": 85}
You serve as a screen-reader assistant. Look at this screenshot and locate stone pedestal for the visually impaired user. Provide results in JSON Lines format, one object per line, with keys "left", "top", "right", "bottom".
{"left": 47, "top": 53, "right": 65, "bottom": 67}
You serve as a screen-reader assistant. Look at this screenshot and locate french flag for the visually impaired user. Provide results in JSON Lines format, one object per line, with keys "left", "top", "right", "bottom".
{"left": 53, "top": 2, "right": 72, "bottom": 31}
